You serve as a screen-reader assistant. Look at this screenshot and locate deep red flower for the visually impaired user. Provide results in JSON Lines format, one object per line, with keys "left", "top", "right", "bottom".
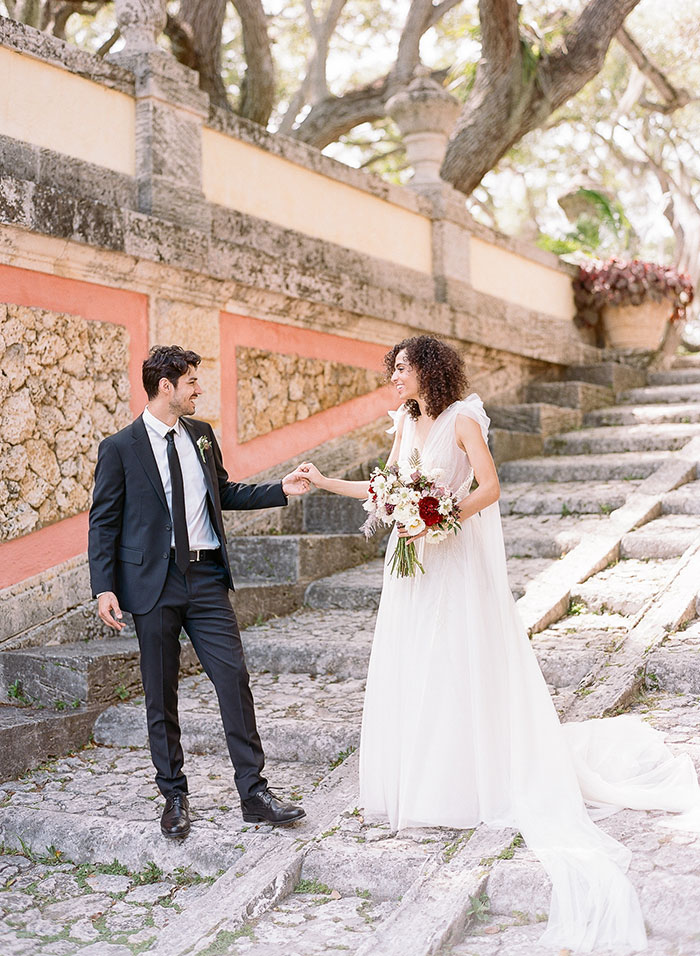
{"left": 418, "top": 496, "right": 441, "bottom": 527}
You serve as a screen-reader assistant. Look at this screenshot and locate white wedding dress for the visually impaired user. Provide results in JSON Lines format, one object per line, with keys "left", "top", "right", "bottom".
{"left": 359, "top": 397, "right": 700, "bottom": 953}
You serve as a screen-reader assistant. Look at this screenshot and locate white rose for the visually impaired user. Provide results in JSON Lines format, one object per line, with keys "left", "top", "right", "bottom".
{"left": 404, "top": 515, "right": 426, "bottom": 536}
{"left": 426, "top": 526, "right": 448, "bottom": 543}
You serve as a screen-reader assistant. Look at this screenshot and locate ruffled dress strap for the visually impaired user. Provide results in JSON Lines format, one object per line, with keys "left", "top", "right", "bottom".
{"left": 386, "top": 404, "right": 408, "bottom": 435}
{"left": 452, "top": 393, "right": 490, "bottom": 442}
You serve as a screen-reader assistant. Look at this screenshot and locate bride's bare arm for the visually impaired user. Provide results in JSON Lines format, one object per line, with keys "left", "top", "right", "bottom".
{"left": 455, "top": 414, "right": 500, "bottom": 519}
{"left": 299, "top": 416, "right": 404, "bottom": 499}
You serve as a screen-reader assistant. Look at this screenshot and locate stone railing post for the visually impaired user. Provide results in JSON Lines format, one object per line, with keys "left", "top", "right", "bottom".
{"left": 387, "top": 68, "right": 470, "bottom": 304}
{"left": 111, "top": 0, "right": 210, "bottom": 231}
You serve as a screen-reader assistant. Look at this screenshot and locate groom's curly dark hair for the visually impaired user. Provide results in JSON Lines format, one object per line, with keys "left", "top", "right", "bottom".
{"left": 384, "top": 336, "right": 469, "bottom": 421}
{"left": 142, "top": 345, "right": 202, "bottom": 399}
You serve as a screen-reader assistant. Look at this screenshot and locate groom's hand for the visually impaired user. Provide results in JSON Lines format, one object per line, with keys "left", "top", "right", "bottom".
{"left": 281, "top": 468, "right": 311, "bottom": 497}
{"left": 98, "top": 592, "right": 126, "bottom": 631}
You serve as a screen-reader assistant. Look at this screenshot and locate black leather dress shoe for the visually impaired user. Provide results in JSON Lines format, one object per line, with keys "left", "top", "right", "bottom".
{"left": 241, "top": 788, "right": 306, "bottom": 826}
{"left": 161, "top": 793, "right": 190, "bottom": 838}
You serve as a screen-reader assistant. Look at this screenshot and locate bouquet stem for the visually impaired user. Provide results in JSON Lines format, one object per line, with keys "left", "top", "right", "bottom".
{"left": 390, "top": 537, "right": 425, "bottom": 578}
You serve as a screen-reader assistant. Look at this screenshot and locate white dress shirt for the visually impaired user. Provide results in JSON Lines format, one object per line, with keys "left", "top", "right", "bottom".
{"left": 142, "top": 406, "right": 220, "bottom": 551}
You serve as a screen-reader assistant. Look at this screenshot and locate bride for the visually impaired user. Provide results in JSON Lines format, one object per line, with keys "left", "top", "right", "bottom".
{"left": 299, "top": 335, "right": 700, "bottom": 953}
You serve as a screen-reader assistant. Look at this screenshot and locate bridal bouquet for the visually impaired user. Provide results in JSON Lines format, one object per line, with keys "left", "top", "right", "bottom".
{"left": 361, "top": 450, "right": 464, "bottom": 577}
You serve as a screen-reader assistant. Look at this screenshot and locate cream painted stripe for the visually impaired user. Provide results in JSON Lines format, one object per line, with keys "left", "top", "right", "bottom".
{"left": 469, "top": 236, "right": 575, "bottom": 320}
{"left": 0, "top": 47, "right": 135, "bottom": 176}
{"left": 202, "top": 128, "right": 432, "bottom": 275}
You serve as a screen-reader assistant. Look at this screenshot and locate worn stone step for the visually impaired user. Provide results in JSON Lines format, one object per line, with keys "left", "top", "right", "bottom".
{"left": 0, "top": 636, "right": 199, "bottom": 710}
{"left": 565, "top": 362, "right": 646, "bottom": 392}
{"left": 500, "top": 515, "right": 607, "bottom": 559}
{"left": 94, "top": 670, "right": 364, "bottom": 764}
{"left": 647, "top": 623, "right": 700, "bottom": 694}
{"left": 0, "top": 704, "right": 103, "bottom": 783}
{"left": 487, "top": 403, "right": 582, "bottom": 437}
{"left": 584, "top": 402, "right": 700, "bottom": 428}
{"left": 571, "top": 559, "right": 675, "bottom": 615}
{"left": 525, "top": 380, "right": 613, "bottom": 412}
{"left": 499, "top": 450, "right": 668, "bottom": 484}
{"left": 305, "top": 559, "right": 384, "bottom": 610}
{"left": 621, "top": 514, "right": 700, "bottom": 559}
{"left": 208, "top": 889, "right": 397, "bottom": 956}
{"left": 499, "top": 480, "right": 638, "bottom": 516}
{"left": 506, "top": 557, "right": 552, "bottom": 601}
{"left": 621, "top": 383, "right": 700, "bottom": 405}
{"left": 302, "top": 837, "right": 436, "bottom": 901}
{"left": 302, "top": 493, "right": 369, "bottom": 534}
{"left": 303, "top": 555, "right": 549, "bottom": 608}
{"left": 242, "top": 608, "right": 375, "bottom": 678}
{"left": 662, "top": 480, "right": 700, "bottom": 514}
{"left": 489, "top": 429, "right": 544, "bottom": 467}
{"left": 545, "top": 422, "right": 700, "bottom": 456}
{"left": 228, "top": 533, "right": 381, "bottom": 584}
{"left": 648, "top": 368, "right": 700, "bottom": 386}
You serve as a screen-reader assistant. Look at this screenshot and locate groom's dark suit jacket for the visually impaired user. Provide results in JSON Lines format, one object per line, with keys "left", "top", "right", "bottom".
{"left": 88, "top": 414, "right": 287, "bottom": 615}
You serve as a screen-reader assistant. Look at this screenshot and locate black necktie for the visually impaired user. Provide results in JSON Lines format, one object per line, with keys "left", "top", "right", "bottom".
{"left": 166, "top": 429, "right": 190, "bottom": 574}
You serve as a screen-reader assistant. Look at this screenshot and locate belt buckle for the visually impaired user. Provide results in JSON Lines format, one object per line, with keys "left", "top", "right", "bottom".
{"left": 191, "top": 549, "right": 201, "bottom": 562}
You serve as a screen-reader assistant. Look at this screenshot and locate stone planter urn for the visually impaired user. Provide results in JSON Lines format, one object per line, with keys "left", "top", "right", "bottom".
{"left": 386, "top": 67, "right": 460, "bottom": 187}
{"left": 113, "top": 0, "right": 166, "bottom": 53}
{"left": 601, "top": 300, "right": 673, "bottom": 351}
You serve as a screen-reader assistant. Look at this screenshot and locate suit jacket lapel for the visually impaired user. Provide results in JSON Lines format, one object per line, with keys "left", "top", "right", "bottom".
{"left": 181, "top": 417, "right": 217, "bottom": 505}
{"left": 131, "top": 415, "right": 168, "bottom": 513}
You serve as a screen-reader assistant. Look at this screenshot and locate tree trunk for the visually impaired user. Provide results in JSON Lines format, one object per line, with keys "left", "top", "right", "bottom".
{"left": 441, "top": 0, "right": 642, "bottom": 196}
{"left": 176, "top": 0, "right": 230, "bottom": 112}
{"left": 231, "top": 0, "right": 275, "bottom": 125}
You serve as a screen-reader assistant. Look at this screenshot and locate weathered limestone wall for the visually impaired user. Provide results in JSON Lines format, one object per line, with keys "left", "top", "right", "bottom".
{"left": 0, "top": 304, "right": 131, "bottom": 543}
{"left": 236, "top": 347, "right": 386, "bottom": 443}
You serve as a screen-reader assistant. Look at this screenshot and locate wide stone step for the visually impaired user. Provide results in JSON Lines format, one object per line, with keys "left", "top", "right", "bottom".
{"left": 0, "top": 636, "right": 199, "bottom": 709}
{"left": 621, "top": 514, "right": 700, "bottom": 559}
{"left": 162, "top": 668, "right": 364, "bottom": 764}
{"left": 648, "top": 368, "right": 700, "bottom": 386}
{"left": 305, "top": 559, "right": 384, "bottom": 610}
{"left": 647, "top": 623, "right": 700, "bottom": 694}
{"left": 487, "top": 402, "right": 582, "bottom": 436}
{"left": 0, "top": 704, "right": 103, "bottom": 783}
{"left": 565, "top": 362, "right": 646, "bottom": 392}
{"left": 228, "top": 533, "right": 381, "bottom": 584}
{"left": 544, "top": 422, "right": 700, "bottom": 456}
{"left": 500, "top": 515, "right": 607, "bottom": 559}
{"left": 525, "top": 380, "right": 613, "bottom": 412}
{"left": 571, "top": 558, "right": 676, "bottom": 616}
{"left": 499, "top": 450, "right": 668, "bottom": 483}
{"left": 243, "top": 608, "right": 376, "bottom": 678}
{"left": 621, "top": 383, "right": 700, "bottom": 405}
{"left": 500, "top": 479, "right": 638, "bottom": 516}
{"left": 662, "top": 480, "right": 700, "bottom": 514}
{"left": 304, "top": 555, "right": 550, "bottom": 608}
{"left": 584, "top": 402, "right": 700, "bottom": 428}
{"left": 302, "top": 493, "right": 368, "bottom": 534}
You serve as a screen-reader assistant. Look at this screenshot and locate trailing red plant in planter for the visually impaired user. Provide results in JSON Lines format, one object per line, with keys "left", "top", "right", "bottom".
{"left": 573, "top": 258, "right": 694, "bottom": 350}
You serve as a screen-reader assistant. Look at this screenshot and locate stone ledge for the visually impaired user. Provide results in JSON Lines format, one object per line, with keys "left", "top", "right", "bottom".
{"left": 0, "top": 15, "right": 135, "bottom": 95}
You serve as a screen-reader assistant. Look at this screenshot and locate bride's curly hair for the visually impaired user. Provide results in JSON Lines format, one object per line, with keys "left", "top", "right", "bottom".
{"left": 384, "top": 336, "right": 469, "bottom": 420}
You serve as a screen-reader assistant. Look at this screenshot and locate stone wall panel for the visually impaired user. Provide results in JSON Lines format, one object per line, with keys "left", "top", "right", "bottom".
{"left": 237, "top": 346, "right": 385, "bottom": 443}
{"left": 0, "top": 304, "right": 131, "bottom": 543}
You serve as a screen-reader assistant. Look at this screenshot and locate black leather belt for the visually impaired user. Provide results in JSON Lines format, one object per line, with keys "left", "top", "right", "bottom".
{"left": 171, "top": 549, "right": 219, "bottom": 563}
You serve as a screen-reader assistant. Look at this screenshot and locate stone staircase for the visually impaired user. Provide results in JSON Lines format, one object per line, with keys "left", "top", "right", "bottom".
{"left": 1, "top": 357, "right": 700, "bottom": 955}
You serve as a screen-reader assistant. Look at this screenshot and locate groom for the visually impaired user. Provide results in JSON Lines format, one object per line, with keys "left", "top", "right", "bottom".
{"left": 89, "top": 345, "right": 309, "bottom": 837}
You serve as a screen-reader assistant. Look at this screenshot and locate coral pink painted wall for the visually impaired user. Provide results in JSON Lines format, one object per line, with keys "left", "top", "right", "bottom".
{"left": 0, "top": 266, "right": 148, "bottom": 589}
{"left": 219, "top": 312, "right": 396, "bottom": 480}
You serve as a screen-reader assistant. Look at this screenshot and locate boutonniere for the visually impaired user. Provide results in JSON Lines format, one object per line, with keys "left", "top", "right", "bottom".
{"left": 196, "top": 435, "right": 212, "bottom": 462}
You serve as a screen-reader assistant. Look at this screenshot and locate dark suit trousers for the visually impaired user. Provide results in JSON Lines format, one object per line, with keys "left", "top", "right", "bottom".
{"left": 132, "top": 555, "right": 267, "bottom": 801}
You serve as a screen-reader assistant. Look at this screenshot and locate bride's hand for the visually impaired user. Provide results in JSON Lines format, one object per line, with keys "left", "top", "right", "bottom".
{"left": 397, "top": 524, "right": 429, "bottom": 544}
{"left": 297, "top": 462, "right": 326, "bottom": 488}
